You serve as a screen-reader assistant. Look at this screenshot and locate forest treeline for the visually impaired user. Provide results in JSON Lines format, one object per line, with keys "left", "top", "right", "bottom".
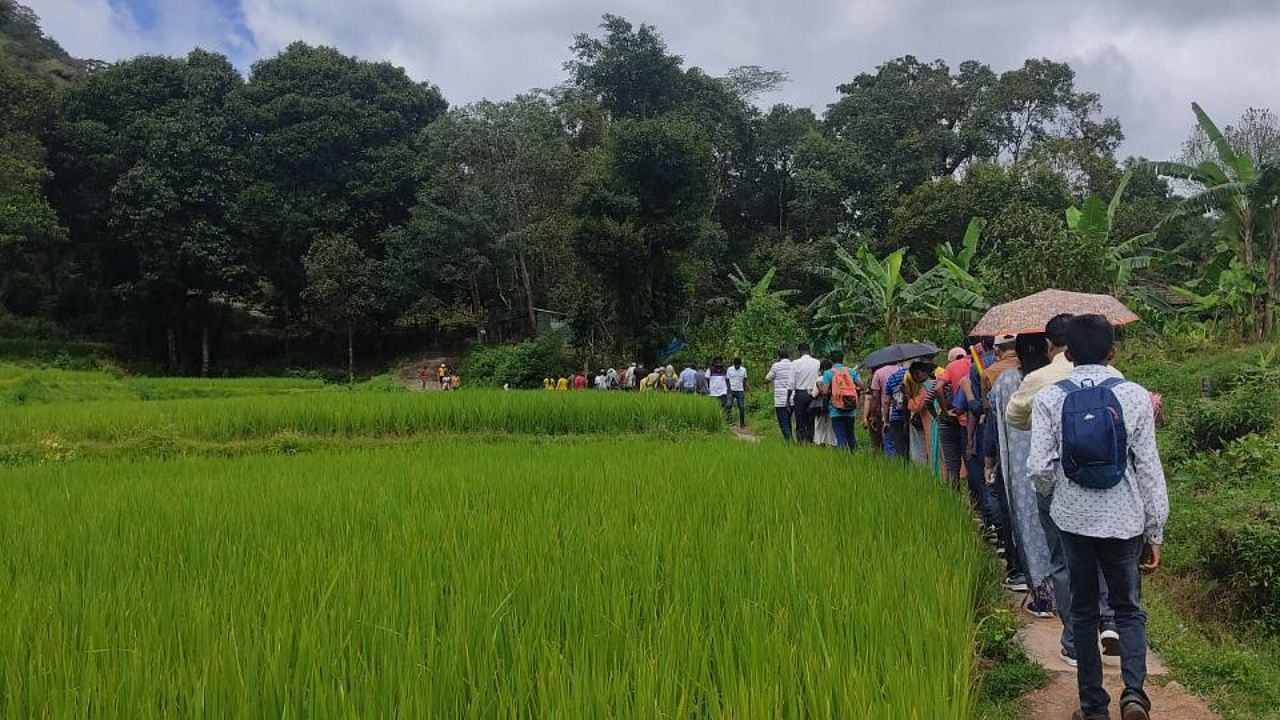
{"left": 2, "top": 3, "right": 1278, "bottom": 374}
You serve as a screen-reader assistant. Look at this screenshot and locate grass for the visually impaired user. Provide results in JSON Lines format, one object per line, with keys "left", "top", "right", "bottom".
{"left": 0, "top": 439, "right": 985, "bottom": 718}
{"left": 0, "top": 364, "right": 327, "bottom": 406}
{"left": 1123, "top": 338, "right": 1280, "bottom": 719}
{"left": 0, "top": 390, "right": 725, "bottom": 453}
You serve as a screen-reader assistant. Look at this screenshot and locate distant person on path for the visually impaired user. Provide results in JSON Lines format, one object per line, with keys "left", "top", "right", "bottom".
{"left": 865, "top": 361, "right": 899, "bottom": 453}
{"left": 694, "top": 366, "right": 709, "bottom": 395}
{"left": 573, "top": 371, "right": 587, "bottom": 390}
{"left": 1028, "top": 315, "right": 1168, "bottom": 720}
{"left": 822, "top": 351, "right": 858, "bottom": 451}
{"left": 937, "top": 347, "right": 972, "bottom": 490}
{"left": 556, "top": 376, "right": 569, "bottom": 391}
{"left": 417, "top": 364, "right": 430, "bottom": 390}
{"left": 813, "top": 359, "right": 836, "bottom": 446}
{"left": 726, "top": 358, "right": 748, "bottom": 429}
{"left": 905, "top": 360, "right": 939, "bottom": 472}
{"left": 640, "top": 368, "right": 658, "bottom": 392}
{"left": 766, "top": 347, "right": 794, "bottom": 441}
{"left": 437, "top": 363, "right": 448, "bottom": 387}
{"left": 868, "top": 361, "right": 903, "bottom": 454}
{"left": 543, "top": 377, "right": 553, "bottom": 390}
{"left": 790, "top": 343, "right": 821, "bottom": 444}
{"left": 882, "top": 363, "right": 910, "bottom": 458}
{"left": 679, "top": 364, "right": 697, "bottom": 393}
{"left": 708, "top": 360, "right": 731, "bottom": 421}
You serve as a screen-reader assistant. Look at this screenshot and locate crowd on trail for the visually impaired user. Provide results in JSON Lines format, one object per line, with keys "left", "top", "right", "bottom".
{"left": 765, "top": 314, "right": 1169, "bottom": 720}
{"left": 538, "top": 360, "right": 754, "bottom": 426}
{"left": 418, "top": 363, "right": 461, "bottom": 390}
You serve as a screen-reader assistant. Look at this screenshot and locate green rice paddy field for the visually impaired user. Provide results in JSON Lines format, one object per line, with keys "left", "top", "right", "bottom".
{"left": 0, "top": 368, "right": 987, "bottom": 718}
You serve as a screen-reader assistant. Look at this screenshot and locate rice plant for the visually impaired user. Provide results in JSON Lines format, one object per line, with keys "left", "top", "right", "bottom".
{"left": 0, "top": 390, "right": 725, "bottom": 447}
{"left": 0, "top": 439, "right": 984, "bottom": 718}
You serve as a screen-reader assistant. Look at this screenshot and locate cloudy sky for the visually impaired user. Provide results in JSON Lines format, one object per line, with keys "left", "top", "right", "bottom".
{"left": 25, "top": 0, "right": 1280, "bottom": 159}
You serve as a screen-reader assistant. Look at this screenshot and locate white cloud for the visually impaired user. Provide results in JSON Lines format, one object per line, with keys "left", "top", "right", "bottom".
{"left": 25, "top": 0, "right": 1280, "bottom": 159}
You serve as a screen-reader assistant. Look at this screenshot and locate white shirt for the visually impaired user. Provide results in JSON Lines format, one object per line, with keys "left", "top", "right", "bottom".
{"left": 708, "top": 373, "right": 729, "bottom": 397}
{"left": 765, "top": 359, "right": 792, "bottom": 408}
{"left": 726, "top": 365, "right": 747, "bottom": 392}
{"left": 1027, "top": 364, "right": 1169, "bottom": 544}
{"left": 790, "top": 354, "right": 821, "bottom": 394}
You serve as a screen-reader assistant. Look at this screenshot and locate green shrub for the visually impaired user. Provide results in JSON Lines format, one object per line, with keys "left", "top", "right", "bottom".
{"left": 1175, "top": 386, "right": 1279, "bottom": 455}
{"left": 461, "top": 335, "right": 575, "bottom": 389}
{"left": 725, "top": 295, "right": 801, "bottom": 366}
{"left": 1233, "top": 521, "right": 1280, "bottom": 632}
{"left": 4, "top": 377, "right": 51, "bottom": 406}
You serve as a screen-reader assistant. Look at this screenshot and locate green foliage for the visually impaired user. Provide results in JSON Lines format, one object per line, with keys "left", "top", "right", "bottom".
{"left": 811, "top": 245, "right": 941, "bottom": 347}
{"left": 0, "top": 439, "right": 985, "bottom": 717}
{"left": 726, "top": 294, "right": 801, "bottom": 365}
{"left": 978, "top": 202, "right": 1109, "bottom": 303}
{"left": 461, "top": 335, "right": 576, "bottom": 389}
{"left": 1174, "top": 385, "right": 1279, "bottom": 455}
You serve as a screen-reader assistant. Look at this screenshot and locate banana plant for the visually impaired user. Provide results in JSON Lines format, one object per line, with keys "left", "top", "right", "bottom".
{"left": 931, "top": 218, "right": 990, "bottom": 325}
{"left": 810, "top": 244, "right": 940, "bottom": 345}
{"left": 1065, "top": 168, "right": 1157, "bottom": 296}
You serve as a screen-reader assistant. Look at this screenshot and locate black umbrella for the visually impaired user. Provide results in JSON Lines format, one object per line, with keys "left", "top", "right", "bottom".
{"left": 862, "top": 342, "right": 940, "bottom": 369}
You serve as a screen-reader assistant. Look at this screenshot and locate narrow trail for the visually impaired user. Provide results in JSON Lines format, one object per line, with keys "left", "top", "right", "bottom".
{"left": 729, "top": 426, "right": 761, "bottom": 442}
{"left": 1011, "top": 592, "right": 1218, "bottom": 719}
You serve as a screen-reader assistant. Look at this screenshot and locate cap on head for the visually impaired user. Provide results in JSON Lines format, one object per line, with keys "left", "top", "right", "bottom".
{"left": 948, "top": 347, "right": 966, "bottom": 362}
{"left": 994, "top": 334, "right": 1016, "bottom": 347}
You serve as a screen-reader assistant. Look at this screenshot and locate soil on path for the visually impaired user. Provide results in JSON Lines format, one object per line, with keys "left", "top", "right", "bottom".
{"left": 1012, "top": 592, "right": 1218, "bottom": 719}
{"left": 398, "top": 356, "right": 458, "bottom": 392}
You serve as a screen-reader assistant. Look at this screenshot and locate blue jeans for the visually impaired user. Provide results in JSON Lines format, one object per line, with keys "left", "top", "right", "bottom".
{"left": 830, "top": 415, "right": 856, "bottom": 451}
{"left": 1038, "top": 493, "right": 1113, "bottom": 653}
{"left": 1060, "top": 531, "right": 1149, "bottom": 716}
{"left": 774, "top": 406, "right": 793, "bottom": 441}
{"left": 728, "top": 390, "right": 746, "bottom": 427}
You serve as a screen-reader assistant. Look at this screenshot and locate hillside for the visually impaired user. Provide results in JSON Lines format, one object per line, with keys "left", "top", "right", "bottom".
{"left": 0, "top": 0, "right": 87, "bottom": 83}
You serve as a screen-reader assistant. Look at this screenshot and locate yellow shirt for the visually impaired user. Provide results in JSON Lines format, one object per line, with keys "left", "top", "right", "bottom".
{"left": 1006, "top": 353, "right": 1072, "bottom": 431}
{"left": 556, "top": 378, "right": 569, "bottom": 391}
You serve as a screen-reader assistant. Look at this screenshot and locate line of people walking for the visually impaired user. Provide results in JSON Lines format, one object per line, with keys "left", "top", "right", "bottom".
{"left": 767, "top": 316, "right": 1169, "bottom": 720}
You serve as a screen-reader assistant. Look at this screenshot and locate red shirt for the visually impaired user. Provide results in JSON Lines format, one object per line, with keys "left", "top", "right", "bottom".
{"left": 572, "top": 374, "right": 587, "bottom": 390}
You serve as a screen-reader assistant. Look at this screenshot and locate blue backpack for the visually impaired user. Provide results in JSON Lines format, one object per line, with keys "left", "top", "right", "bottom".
{"left": 1055, "top": 377, "right": 1129, "bottom": 489}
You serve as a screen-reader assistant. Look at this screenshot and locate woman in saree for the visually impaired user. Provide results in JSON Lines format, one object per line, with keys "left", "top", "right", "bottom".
{"left": 987, "top": 333, "right": 1055, "bottom": 609}
{"left": 905, "top": 360, "right": 939, "bottom": 473}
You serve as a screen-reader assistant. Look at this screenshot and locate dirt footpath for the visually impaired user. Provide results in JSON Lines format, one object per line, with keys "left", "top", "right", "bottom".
{"left": 1013, "top": 593, "right": 1218, "bottom": 719}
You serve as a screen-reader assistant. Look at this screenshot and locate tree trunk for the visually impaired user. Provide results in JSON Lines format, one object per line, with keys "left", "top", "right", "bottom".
{"left": 167, "top": 326, "right": 179, "bottom": 375}
{"left": 1266, "top": 223, "right": 1279, "bottom": 338}
{"left": 470, "top": 274, "right": 484, "bottom": 344}
{"left": 518, "top": 250, "right": 537, "bottom": 336}
{"left": 201, "top": 323, "right": 210, "bottom": 378}
{"left": 346, "top": 321, "right": 355, "bottom": 385}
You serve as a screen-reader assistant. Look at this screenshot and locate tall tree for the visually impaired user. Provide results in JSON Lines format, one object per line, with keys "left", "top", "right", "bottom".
{"left": 0, "top": 64, "right": 64, "bottom": 316}
{"left": 571, "top": 116, "right": 718, "bottom": 350}
{"left": 47, "top": 51, "right": 244, "bottom": 371}
{"left": 301, "top": 234, "right": 381, "bottom": 383}
{"left": 231, "top": 43, "right": 446, "bottom": 324}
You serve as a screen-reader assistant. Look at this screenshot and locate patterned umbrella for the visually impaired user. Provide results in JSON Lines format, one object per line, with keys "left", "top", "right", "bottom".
{"left": 970, "top": 289, "right": 1140, "bottom": 337}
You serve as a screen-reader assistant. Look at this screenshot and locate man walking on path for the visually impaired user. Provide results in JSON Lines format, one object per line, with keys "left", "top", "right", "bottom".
{"left": 1011, "top": 314, "right": 1120, "bottom": 667}
{"left": 679, "top": 364, "right": 697, "bottom": 393}
{"left": 726, "top": 358, "right": 748, "bottom": 429}
{"left": 766, "top": 347, "right": 794, "bottom": 441}
{"left": 1028, "top": 314, "right": 1169, "bottom": 720}
{"left": 790, "top": 343, "right": 821, "bottom": 444}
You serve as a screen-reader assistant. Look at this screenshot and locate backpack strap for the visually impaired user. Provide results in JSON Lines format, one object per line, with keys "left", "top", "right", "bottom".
{"left": 1054, "top": 379, "right": 1078, "bottom": 393}
{"left": 1098, "top": 377, "right": 1127, "bottom": 390}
